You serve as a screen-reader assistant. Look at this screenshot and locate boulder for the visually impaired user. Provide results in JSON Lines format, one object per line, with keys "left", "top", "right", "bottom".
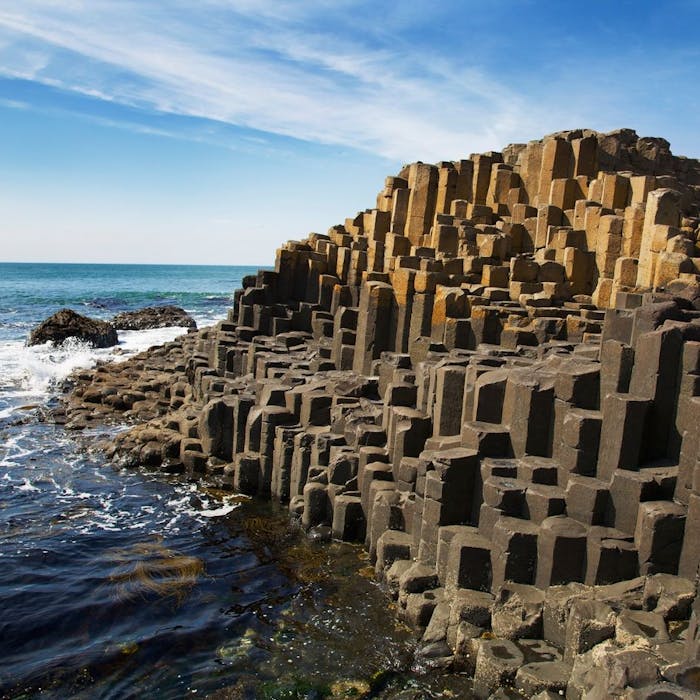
{"left": 28, "top": 308, "right": 118, "bottom": 347}
{"left": 111, "top": 305, "right": 197, "bottom": 330}
{"left": 473, "top": 638, "right": 524, "bottom": 698}
{"left": 491, "top": 583, "right": 545, "bottom": 640}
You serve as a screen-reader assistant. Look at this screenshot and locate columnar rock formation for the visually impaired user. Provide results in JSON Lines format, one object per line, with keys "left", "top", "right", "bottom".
{"left": 62, "top": 129, "right": 700, "bottom": 698}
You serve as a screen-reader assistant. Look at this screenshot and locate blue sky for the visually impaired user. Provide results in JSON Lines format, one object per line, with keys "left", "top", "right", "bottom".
{"left": 0, "top": 0, "right": 698, "bottom": 265}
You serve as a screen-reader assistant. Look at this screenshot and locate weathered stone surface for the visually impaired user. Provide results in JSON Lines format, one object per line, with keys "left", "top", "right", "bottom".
{"left": 491, "top": 582, "right": 545, "bottom": 639}
{"left": 473, "top": 638, "right": 524, "bottom": 699}
{"left": 448, "top": 587, "right": 494, "bottom": 629}
{"left": 536, "top": 516, "right": 588, "bottom": 588}
{"left": 451, "top": 620, "right": 483, "bottom": 674}
{"left": 564, "top": 598, "right": 617, "bottom": 663}
{"left": 515, "top": 660, "right": 571, "bottom": 697}
{"left": 444, "top": 527, "right": 492, "bottom": 592}
{"left": 111, "top": 305, "right": 197, "bottom": 330}
{"left": 635, "top": 501, "right": 686, "bottom": 575}
{"left": 29, "top": 308, "right": 118, "bottom": 347}
{"left": 643, "top": 574, "right": 695, "bottom": 621}
{"left": 543, "top": 583, "right": 592, "bottom": 652}
{"left": 490, "top": 515, "right": 539, "bottom": 588}
{"left": 615, "top": 609, "right": 669, "bottom": 645}
{"left": 568, "top": 640, "right": 662, "bottom": 699}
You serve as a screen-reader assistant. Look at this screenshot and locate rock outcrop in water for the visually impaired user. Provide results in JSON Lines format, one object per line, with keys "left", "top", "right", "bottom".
{"left": 60, "top": 128, "right": 700, "bottom": 698}
{"left": 29, "top": 308, "right": 118, "bottom": 348}
{"left": 111, "top": 305, "right": 197, "bottom": 331}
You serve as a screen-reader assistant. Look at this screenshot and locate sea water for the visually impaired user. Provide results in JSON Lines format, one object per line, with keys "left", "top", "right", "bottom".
{"left": 0, "top": 263, "right": 473, "bottom": 698}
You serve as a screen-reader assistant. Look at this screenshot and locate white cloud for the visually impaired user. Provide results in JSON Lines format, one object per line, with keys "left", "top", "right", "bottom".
{"left": 0, "top": 1, "right": 559, "bottom": 161}
{"left": 0, "top": 96, "right": 29, "bottom": 109}
{"left": 1, "top": 1, "right": 694, "bottom": 161}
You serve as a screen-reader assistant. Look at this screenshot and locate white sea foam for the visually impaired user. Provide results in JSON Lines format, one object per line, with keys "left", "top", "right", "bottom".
{"left": 114, "top": 326, "right": 193, "bottom": 355}
{"left": 199, "top": 502, "right": 240, "bottom": 518}
{"left": 0, "top": 337, "right": 96, "bottom": 397}
{"left": 0, "top": 433, "right": 36, "bottom": 467}
{"left": 17, "top": 478, "right": 39, "bottom": 492}
{"left": 165, "top": 483, "right": 241, "bottom": 519}
{"left": 0, "top": 326, "right": 193, "bottom": 409}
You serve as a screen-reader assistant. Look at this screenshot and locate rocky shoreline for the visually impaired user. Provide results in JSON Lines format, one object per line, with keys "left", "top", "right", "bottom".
{"left": 29, "top": 305, "right": 196, "bottom": 348}
{"left": 56, "top": 128, "right": 700, "bottom": 699}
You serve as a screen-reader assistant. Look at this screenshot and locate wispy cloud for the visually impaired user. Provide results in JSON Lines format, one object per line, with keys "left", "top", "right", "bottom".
{"left": 0, "top": 96, "right": 30, "bottom": 110}
{"left": 0, "top": 1, "right": 555, "bottom": 160}
{"left": 0, "top": 1, "right": 696, "bottom": 160}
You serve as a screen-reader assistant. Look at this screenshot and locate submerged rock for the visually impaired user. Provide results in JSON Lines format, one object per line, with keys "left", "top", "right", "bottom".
{"left": 28, "top": 308, "right": 118, "bottom": 348}
{"left": 111, "top": 305, "right": 197, "bottom": 330}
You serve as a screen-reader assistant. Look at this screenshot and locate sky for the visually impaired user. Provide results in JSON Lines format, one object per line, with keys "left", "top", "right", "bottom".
{"left": 0, "top": 0, "right": 698, "bottom": 266}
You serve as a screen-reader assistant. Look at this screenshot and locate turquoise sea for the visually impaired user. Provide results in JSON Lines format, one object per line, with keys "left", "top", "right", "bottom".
{"left": 0, "top": 263, "right": 470, "bottom": 699}
{"left": 0, "top": 263, "right": 255, "bottom": 418}
{"left": 0, "top": 262, "right": 245, "bottom": 340}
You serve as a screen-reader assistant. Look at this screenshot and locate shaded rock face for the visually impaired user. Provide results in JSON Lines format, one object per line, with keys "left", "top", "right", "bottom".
{"left": 111, "top": 305, "right": 197, "bottom": 331}
{"left": 28, "top": 308, "right": 118, "bottom": 348}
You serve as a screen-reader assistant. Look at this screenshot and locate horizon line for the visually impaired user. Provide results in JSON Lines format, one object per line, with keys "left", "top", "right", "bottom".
{"left": 0, "top": 260, "right": 274, "bottom": 267}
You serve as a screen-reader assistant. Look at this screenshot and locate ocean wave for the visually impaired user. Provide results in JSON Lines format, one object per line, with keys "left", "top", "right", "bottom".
{"left": 81, "top": 299, "right": 112, "bottom": 310}
{"left": 165, "top": 484, "right": 243, "bottom": 521}
{"left": 76, "top": 291, "right": 232, "bottom": 312}
{"left": 0, "top": 327, "right": 194, "bottom": 409}
{"left": 17, "top": 478, "right": 40, "bottom": 492}
{"left": 1, "top": 426, "right": 243, "bottom": 549}
{"left": 199, "top": 503, "right": 240, "bottom": 518}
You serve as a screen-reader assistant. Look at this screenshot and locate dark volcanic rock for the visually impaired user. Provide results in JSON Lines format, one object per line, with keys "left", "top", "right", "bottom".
{"left": 111, "top": 305, "right": 197, "bottom": 331}
{"left": 28, "top": 308, "right": 118, "bottom": 348}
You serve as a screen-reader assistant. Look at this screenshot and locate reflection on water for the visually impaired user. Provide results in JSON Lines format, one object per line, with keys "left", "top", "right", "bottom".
{"left": 0, "top": 416, "right": 476, "bottom": 699}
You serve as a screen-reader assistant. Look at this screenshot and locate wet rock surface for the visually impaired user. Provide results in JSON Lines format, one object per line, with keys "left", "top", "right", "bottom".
{"left": 111, "top": 305, "right": 197, "bottom": 330}
{"left": 28, "top": 307, "right": 118, "bottom": 347}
